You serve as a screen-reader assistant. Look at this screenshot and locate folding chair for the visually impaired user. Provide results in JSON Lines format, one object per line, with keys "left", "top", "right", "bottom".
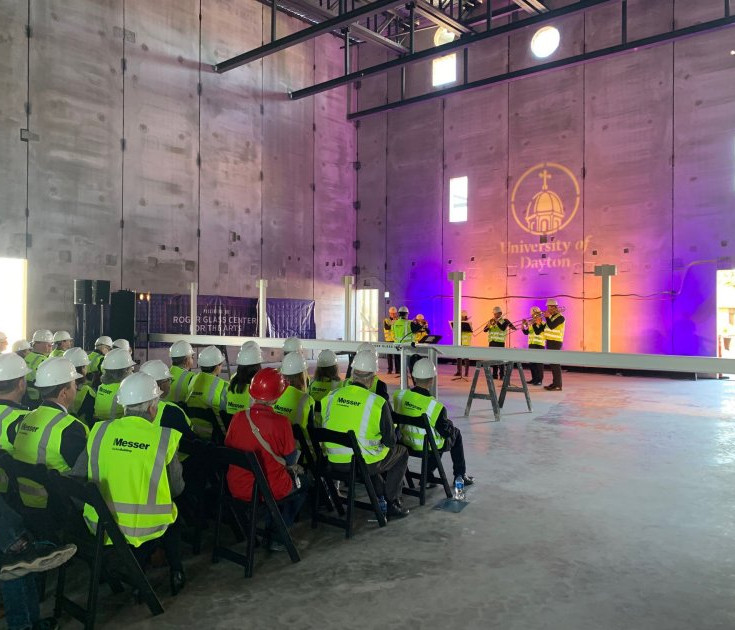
{"left": 46, "top": 471, "right": 164, "bottom": 630}
{"left": 187, "top": 406, "right": 226, "bottom": 444}
{"left": 393, "top": 413, "right": 453, "bottom": 506}
{"left": 307, "top": 426, "right": 387, "bottom": 538}
{"left": 211, "top": 446, "right": 300, "bottom": 577}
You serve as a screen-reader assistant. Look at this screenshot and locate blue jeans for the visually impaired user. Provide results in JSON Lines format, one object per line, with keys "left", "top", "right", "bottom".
{"left": 0, "top": 495, "right": 41, "bottom": 630}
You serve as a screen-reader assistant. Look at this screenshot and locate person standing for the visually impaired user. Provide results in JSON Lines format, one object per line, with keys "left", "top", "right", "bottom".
{"left": 391, "top": 306, "right": 412, "bottom": 378}
{"left": 383, "top": 307, "right": 398, "bottom": 374}
{"left": 483, "top": 306, "right": 516, "bottom": 380}
{"left": 522, "top": 307, "right": 546, "bottom": 386}
{"left": 544, "top": 299, "right": 565, "bottom": 391}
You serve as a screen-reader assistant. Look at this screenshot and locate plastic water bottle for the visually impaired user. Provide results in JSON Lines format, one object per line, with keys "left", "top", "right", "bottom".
{"left": 378, "top": 495, "right": 388, "bottom": 515}
{"left": 454, "top": 476, "right": 465, "bottom": 501}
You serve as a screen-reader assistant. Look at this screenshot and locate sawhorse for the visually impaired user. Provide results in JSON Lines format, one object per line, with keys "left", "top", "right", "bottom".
{"left": 464, "top": 361, "right": 532, "bottom": 421}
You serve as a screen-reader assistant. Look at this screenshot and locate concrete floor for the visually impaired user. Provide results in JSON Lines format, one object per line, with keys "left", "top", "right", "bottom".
{"left": 65, "top": 368, "right": 735, "bottom": 630}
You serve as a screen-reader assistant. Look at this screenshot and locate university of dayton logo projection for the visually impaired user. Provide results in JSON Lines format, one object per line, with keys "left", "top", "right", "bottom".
{"left": 511, "top": 162, "right": 580, "bottom": 236}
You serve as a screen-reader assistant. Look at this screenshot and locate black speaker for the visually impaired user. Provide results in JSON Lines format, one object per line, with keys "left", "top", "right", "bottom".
{"left": 91, "top": 280, "right": 111, "bottom": 305}
{"left": 74, "top": 279, "right": 94, "bottom": 305}
{"left": 110, "top": 290, "right": 136, "bottom": 346}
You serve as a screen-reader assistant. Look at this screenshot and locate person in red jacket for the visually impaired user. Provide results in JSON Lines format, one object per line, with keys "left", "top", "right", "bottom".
{"left": 225, "top": 368, "right": 306, "bottom": 551}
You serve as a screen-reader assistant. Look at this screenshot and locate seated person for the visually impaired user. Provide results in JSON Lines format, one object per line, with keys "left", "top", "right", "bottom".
{"left": 340, "top": 344, "right": 390, "bottom": 404}
{"left": 167, "top": 340, "right": 196, "bottom": 404}
{"left": 140, "top": 360, "right": 197, "bottom": 441}
{"left": 226, "top": 342, "right": 263, "bottom": 415}
{"left": 225, "top": 368, "right": 307, "bottom": 552}
{"left": 94, "top": 348, "right": 135, "bottom": 422}
{"left": 75, "top": 372, "right": 186, "bottom": 595}
{"left": 86, "top": 335, "right": 112, "bottom": 387}
{"left": 309, "top": 350, "right": 342, "bottom": 403}
{"left": 393, "top": 358, "right": 474, "bottom": 488}
{"left": 185, "top": 345, "right": 229, "bottom": 440}
{"left": 64, "top": 347, "right": 96, "bottom": 427}
{"left": 0, "top": 354, "right": 32, "bottom": 496}
{"left": 322, "top": 350, "right": 409, "bottom": 519}
{"left": 274, "top": 352, "right": 314, "bottom": 431}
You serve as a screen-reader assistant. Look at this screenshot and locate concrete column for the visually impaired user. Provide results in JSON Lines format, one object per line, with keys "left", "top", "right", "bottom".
{"left": 448, "top": 271, "right": 466, "bottom": 346}
{"left": 189, "top": 282, "right": 198, "bottom": 336}
{"left": 343, "top": 275, "right": 355, "bottom": 341}
{"left": 257, "top": 278, "right": 268, "bottom": 338}
{"left": 594, "top": 264, "right": 618, "bottom": 352}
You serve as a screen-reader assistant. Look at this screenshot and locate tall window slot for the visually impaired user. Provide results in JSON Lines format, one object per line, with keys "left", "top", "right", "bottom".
{"left": 432, "top": 54, "right": 457, "bottom": 87}
{"left": 449, "top": 176, "right": 468, "bottom": 223}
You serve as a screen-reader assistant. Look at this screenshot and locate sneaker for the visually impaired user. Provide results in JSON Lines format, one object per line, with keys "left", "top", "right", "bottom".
{"left": 0, "top": 543, "right": 77, "bottom": 581}
{"left": 544, "top": 385, "right": 562, "bottom": 391}
{"left": 387, "top": 499, "right": 409, "bottom": 520}
{"left": 462, "top": 475, "right": 475, "bottom": 486}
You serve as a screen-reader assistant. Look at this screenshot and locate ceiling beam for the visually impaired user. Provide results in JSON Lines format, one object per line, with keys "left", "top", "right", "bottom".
{"left": 512, "top": 0, "right": 548, "bottom": 14}
{"left": 412, "top": 0, "right": 474, "bottom": 34}
{"left": 214, "top": 0, "right": 411, "bottom": 73}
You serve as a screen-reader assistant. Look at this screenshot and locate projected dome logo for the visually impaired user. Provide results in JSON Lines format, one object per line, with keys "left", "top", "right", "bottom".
{"left": 511, "top": 162, "right": 580, "bottom": 236}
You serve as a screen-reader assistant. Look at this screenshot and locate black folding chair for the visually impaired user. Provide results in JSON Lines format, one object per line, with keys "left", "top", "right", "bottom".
{"left": 211, "top": 446, "right": 300, "bottom": 577}
{"left": 46, "top": 471, "right": 164, "bottom": 630}
{"left": 393, "top": 413, "right": 453, "bottom": 506}
{"left": 307, "top": 426, "right": 387, "bottom": 538}
{"left": 187, "top": 406, "right": 226, "bottom": 444}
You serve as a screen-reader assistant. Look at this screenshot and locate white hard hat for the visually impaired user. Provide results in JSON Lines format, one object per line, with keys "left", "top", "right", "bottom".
{"left": 63, "top": 347, "right": 90, "bottom": 368}
{"left": 493, "top": 306, "right": 502, "bottom": 314}
{"left": 34, "top": 357, "right": 82, "bottom": 388}
{"left": 32, "top": 330, "right": 54, "bottom": 344}
{"left": 169, "top": 340, "right": 194, "bottom": 358}
{"left": 351, "top": 350, "right": 378, "bottom": 374}
{"left": 102, "top": 347, "right": 135, "bottom": 370}
{"left": 240, "top": 340, "right": 260, "bottom": 352}
{"left": 53, "top": 331, "right": 72, "bottom": 343}
{"left": 237, "top": 345, "right": 263, "bottom": 366}
{"left": 412, "top": 358, "right": 437, "bottom": 380}
{"left": 0, "top": 353, "right": 31, "bottom": 381}
{"left": 113, "top": 339, "right": 130, "bottom": 351}
{"left": 546, "top": 298, "right": 558, "bottom": 307}
{"left": 94, "top": 336, "right": 113, "bottom": 348}
{"left": 198, "top": 345, "right": 224, "bottom": 368}
{"left": 356, "top": 342, "right": 377, "bottom": 356}
{"left": 398, "top": 306, "right": 409, "bottom": 314}
{"left": 281, "top": 351, "right": 307, "bottom": 376}
{"left": 12, "top": 340, "right": 31, "bottom": 352}
{"left": 316, "top": 349, "right": 337, "bottom": 368}
{"left": 283, "top": 337, "right": 302, "bottom": 354}
{"left": 117, "top": 372, "right": 162, "bottom": 407}
{"left": 530, "top": 306, "right": 542, "bottom": 315}
{"left": 140, "top": 359, "right": 172, "bottom": 382}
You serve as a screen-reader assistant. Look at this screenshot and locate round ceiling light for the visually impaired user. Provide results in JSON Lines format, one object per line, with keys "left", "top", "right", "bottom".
{"left": 434, "top": 27, "right": 456, "bottom": 47}
{"left": 530, "top": 26, "right": 560, "bottom": 59}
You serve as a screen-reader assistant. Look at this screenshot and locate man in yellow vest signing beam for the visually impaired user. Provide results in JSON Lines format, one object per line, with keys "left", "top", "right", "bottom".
{"left": 74, "top": 372, "right": 186, "bottom": 595}
{"left": 393, "top": 358, "right": 474, "bottom": 488}
{"left": 322, "top": 350, "right": 410, "bottom": 519}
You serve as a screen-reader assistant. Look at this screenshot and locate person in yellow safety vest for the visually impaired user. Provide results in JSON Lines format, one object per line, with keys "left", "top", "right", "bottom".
{"left": 140, "top": 360, "right": 197, "bottom": 441}
{"left": 167, "top": 340, "right": 196, "bottom": 405}
{"left": 185, "top": 345, "right": 228, "bottom": 441}
{"left": 73, "top": 371, "right": 186, "bottom": 596}
{"left": 87, "top": 336, "right": 113, "bottom": 388}
{"left": 275, "top": 352, "right": 314, "bottom": 432}
{"left": 522, "top": 307, "right": 546, "bottom": 386}
{"left": 0, "top": 332, "right": 7, "bottom": 353}
{"left": 309, "top": 349, "right": 341, "bottom": 403}
{"left": 483, "top": 306, "right": 517, "bottom": 381}
{"left": 94, "top": 348, "right": 135, "bottom": 423}
{"left": 453, "top": 310, "right": 473, "bottom": 377}
{"left": 340, "top": 343, "right": 390, "bottom": 404}
{"left": 24, "top": 330, "right": 53, "bottom": 405}
{"left": 543, "top": 298, "right": 566, "bottom": 391}
{"left": 0, "top": 354, "right": 32, "bottom": 494}
{"left": 393, "top": 358, "right": 474, "bottom": 488}
{"left": 13, "top": 340, "right": 31, "bottom": 360}
{"left": 50, "top": 331, "right": 73, "bottom": 357}
{"left": 321, "top": 350, "right": 409, "bottom": 519}
{"left": 391, "top": 306, "right": 412, "bottom": 379}
{"left": 64, "top": 347, "right": 96, "bottom": 427}
{"left": 383, "top": 306, "right": 398, "bottom": 374}
{"left": 12, "top": 358, "right": 88, "bottom": 511}
{"left": 226, "top": 342, "right": 262, "bottom": 416}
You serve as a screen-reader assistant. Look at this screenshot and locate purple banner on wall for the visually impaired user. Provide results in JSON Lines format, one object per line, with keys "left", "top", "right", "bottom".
{"left": 147, "top": 294, "right": 316, "bottom": 340}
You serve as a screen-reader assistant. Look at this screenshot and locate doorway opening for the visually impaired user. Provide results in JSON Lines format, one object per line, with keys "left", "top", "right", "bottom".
{"left": 717, "top": 269, "right": 735, "bottom": 358}
{"left": 355, "top": 289, "right": 379, "bottom": 342}
{"left": 0, "top": 257, "right": 28, "bottom": 346}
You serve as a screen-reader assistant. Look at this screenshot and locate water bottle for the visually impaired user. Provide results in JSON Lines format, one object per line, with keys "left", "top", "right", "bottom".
{"left": 378, "top": 495, "right": 388, "bottom": 515}
{"left": 454, "top": 476, "right": 465, "bottom": 501}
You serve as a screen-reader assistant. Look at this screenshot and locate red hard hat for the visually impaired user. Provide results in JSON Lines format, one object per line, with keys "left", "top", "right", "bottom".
{"left": 249, "top": 367, "right": 287, "bottom": 403}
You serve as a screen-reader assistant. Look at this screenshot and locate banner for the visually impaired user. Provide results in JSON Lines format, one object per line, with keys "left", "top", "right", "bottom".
{"left": 146, "top": 294, "right": 316, "bottom": 342}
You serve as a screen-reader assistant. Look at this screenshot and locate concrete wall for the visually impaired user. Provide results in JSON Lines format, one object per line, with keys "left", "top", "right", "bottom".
{"left": 0, "top": 0, "right": 356, "bottom": 338}
{"left": 356, "top": 0, "right": 735, "bottom": 356}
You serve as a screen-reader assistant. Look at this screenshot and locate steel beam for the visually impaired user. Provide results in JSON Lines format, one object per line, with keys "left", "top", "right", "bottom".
{"left": 289, "top": 0, "right": 618, "bottom": 100}
{"left": 413, "top": 0, "right": 474, "bottom": 34}
{"left": 214, "top": 0, "right": 411, "bottom": 72}
{"left": 347, "top": 12, "right": 735, "bottom": 118}
{"left": 512, "top": 0, "right": 547, "bottom": 14}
